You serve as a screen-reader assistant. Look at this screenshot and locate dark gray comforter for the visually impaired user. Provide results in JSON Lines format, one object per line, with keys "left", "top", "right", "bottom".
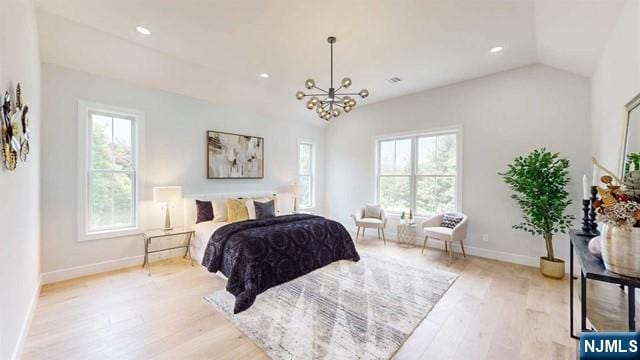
{"left": 202, "top": 214, "right": 360, "bottom": 313}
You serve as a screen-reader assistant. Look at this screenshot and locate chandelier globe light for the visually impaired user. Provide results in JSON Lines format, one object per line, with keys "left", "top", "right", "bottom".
{"left": 295, "top": 36, "right": 369, "bottom": 121}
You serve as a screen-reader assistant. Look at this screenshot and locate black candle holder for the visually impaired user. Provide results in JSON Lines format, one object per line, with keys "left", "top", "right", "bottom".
{"left": 578, "top": 199, "right": 592, "bottom": 236}
{"left": 589, "top": 185, "right": 600, "bottom": 235}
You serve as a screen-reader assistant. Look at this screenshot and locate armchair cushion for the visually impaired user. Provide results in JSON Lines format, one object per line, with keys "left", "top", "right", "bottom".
{"left": 356, "top": 218, "right": 384, "bottom": 227}
{"left": 423, "top": 227, "right": 454, "bottom": 241}
{"left": 441, "top": 214, "right": 463, "bottom": 229}
{"left": 364, "top": 204, "right": 382, "bottom": 219}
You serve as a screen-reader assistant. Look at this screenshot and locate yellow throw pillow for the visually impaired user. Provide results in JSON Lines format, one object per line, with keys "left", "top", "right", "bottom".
{"left": 227, "top": 198, "right": 249, "bottom": 223}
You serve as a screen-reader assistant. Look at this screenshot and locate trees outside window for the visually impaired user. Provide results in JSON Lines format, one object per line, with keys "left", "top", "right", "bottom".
{"left": 298, "top": 141, "right": 315, "bottom": 209}
{"left": 376, "top": 130, "right": 459, "bottom": 216}
{"left": 88, "top": 112, "right": 137, "bottom": 232}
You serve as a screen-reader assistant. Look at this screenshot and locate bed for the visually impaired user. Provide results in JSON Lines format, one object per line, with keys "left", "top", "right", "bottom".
{"left": 185, "top": 193, "right": 360, "bottom": 314}
{"left": 186, "top": 192, "right": 286, "bottom": 265}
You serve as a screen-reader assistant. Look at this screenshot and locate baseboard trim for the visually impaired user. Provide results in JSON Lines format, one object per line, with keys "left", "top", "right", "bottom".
{"left": 11, "top": 276, "right": 41, "bottom": 360}
{"left": 42, "top": 224, "right": 561, "bottom": 285}
{"left": 347, "top": 225, "right": 541, "bottom": 269}
{"left": 422, "top": 238, "right": 540, "bottom": 268}
{"left": 41, "top": 248, "right": 186, "bottom": 285}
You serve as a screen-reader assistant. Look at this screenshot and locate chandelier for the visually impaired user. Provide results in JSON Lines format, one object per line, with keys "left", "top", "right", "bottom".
{"left": 295, "top": 36, "right": 369, "bottom": 121}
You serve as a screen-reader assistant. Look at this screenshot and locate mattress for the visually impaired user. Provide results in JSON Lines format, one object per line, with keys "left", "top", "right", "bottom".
{"left": 192, "top": 220, "right": 229, "bottom": 263}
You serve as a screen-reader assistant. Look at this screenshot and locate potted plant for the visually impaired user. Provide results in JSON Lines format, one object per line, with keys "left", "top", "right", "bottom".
{"left": 500, "top": 148, "right": 574, "bottom": 279}
{"left": 592, "top": 175, "right": 640, "bottom": 277}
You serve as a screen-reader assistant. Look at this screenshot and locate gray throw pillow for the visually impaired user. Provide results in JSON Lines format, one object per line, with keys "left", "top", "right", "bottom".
{"left": 254, "top": 200, "right": 275, "bottom": 219}
{"left": 364, "top": 204, "right": 381, "bottom": 219}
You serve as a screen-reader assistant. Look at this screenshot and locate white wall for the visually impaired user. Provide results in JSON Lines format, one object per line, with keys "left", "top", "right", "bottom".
{"left": 40, "top": 63, "right": 324, "bottom": 278}
{"left": 325, "top": 64, "right": 590, "bottom": 266}
{"left": 0, "top": 0, "right": 41, "bottom": 359}
{"left": 591, "top": 0, "right": 640, "bottom": 172}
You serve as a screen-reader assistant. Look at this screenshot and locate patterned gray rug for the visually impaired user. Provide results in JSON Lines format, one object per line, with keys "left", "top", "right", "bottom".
{"left": 204, "top": 252, "right": 457, "bottom": 360}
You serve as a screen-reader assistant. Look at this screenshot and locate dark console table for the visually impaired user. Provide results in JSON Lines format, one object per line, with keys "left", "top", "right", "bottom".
{"left": 570, "top": 230, "right": 640, "bottom": 339}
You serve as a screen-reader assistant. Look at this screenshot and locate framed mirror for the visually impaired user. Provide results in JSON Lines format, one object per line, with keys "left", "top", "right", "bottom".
{"left": 619, "top": 92, "right": 640, "bottom": 184}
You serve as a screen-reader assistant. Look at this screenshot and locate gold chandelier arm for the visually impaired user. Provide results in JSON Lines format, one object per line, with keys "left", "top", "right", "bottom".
{"left": 336, "top": 92, "right": 361, "bottom": 96}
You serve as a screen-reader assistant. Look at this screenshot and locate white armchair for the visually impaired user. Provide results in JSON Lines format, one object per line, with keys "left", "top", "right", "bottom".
{"left": 351, "top": 205, "right": 387, "bottom": 244}
{"left": 422, "top": 212, "right": 468, "bottom": 263}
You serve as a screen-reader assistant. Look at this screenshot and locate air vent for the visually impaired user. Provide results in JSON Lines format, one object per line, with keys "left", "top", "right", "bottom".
{"left": 387, "top": 77, "right": 401, "bottom": 83}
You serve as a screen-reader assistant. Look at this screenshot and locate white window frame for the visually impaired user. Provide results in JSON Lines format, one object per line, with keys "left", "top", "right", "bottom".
{"left": 373, "top": 125, "right": 463, "bottom": 218}
{"left": 297, "top": 138, "right": 316, "bottom": 210}
{"left": 77, "top": 100, "right": 144, "bottom": 241}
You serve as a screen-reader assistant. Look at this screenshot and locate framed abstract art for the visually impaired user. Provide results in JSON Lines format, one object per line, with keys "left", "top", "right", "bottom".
{"left": 207, "top": 131, "right": 264, "bottom": 179}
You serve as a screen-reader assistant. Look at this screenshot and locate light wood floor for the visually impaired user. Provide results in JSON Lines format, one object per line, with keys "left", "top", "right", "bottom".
{"left": 23, "top": 236, "right": 577, "bottom": 360}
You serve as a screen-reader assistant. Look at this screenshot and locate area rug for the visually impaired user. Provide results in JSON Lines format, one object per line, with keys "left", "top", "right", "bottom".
{"left": 204, "top": 252, "right": 457, "bottom": 360}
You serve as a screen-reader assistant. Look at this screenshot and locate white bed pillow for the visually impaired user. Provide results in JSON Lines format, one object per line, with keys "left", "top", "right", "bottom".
{"left": 212, "top": 199, "right": 228, "bottom": 222}
{"left": 246, "top": 197, "right": 273, "bottom": 219}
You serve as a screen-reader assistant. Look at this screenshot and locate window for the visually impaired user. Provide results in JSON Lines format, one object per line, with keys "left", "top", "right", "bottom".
{"left": 78, "top": 101, "right": 143, "bottom": 240}
{"left": 375, "top": 128, "right": 460, "bottom": 216}
{"left": 298, "top": 140, "right": 315, "bottom": 209}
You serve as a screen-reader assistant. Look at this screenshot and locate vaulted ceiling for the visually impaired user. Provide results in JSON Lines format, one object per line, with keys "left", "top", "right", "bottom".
{"left": 36, "top": 0, "right": 626, "bottom": 124}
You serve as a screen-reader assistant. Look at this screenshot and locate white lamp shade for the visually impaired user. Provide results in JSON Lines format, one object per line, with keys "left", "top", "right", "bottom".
{"left": 288, "top": 183, "right": 304, "bottom": 195}
{"left": 153, "top": 186, "right": 182, "bottom": 202}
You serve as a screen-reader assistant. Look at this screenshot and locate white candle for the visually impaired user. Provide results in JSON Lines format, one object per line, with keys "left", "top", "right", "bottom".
{"left": 592, "top": 164, "right": 598, "bottom": 186}
{"left": 583, "top": 175, "right": 589, "bottom": 200}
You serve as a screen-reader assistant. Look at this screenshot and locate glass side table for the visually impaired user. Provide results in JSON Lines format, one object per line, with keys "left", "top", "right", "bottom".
{"left": 143, "top": 226, "right": 195, "bottom": 276}
{"left": 397, "top": 222, "right": 417, "bottom": 247}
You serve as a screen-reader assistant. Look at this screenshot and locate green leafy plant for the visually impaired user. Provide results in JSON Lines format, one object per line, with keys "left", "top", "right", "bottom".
{"left": 500, "top": 148, "right": 574, "bottom": 261}
{"left": 625, "top": 152, "right": 640, "bottom": 173}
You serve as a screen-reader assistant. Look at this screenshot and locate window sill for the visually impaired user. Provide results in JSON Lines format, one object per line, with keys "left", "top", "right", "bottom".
{"left": 386, "top": 212, "right": 431, "bottom": 220}
{"left": 78, "top": 227, "right": 142, "bottom": 242}
{"left": 385, "top": 211, "right": 461, "bottom": 223}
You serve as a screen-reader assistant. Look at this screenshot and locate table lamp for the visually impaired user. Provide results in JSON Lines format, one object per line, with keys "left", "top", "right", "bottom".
{"left": 153, "top": 186, "right": 182, "bottom": 230}
{"left": 288, "top": 183, "right": 304, "bottom": 212}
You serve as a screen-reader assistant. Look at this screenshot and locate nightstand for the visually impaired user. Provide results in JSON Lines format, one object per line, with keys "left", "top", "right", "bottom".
{"left": 397, "top": 222, "right": 417, "bottom": 247}
{"left": 143, "top": 227, "right": 195, "bottom": 276}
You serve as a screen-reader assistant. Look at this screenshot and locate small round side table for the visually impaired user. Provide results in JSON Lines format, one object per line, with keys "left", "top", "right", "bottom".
{"left": 397, "top": 222, "right": 417, "bottom": 247}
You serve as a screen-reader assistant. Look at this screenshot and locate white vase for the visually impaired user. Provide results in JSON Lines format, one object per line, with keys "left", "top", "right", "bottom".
{"left": 588, "top": 236, "right": 601, "bottom": 257}
{"left": 602, "top": 224, "right": 640, "bottom": 278}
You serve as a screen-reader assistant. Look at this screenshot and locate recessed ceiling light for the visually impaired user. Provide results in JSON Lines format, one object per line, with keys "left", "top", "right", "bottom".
{"left": 136, "top": 26, "right": 151, "bottom": 35}
{"left": 489, "top": 46, "right": 504, "bottom": 53}
{"left": 259, "top": 73, "right": 270, "bottom": 79}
